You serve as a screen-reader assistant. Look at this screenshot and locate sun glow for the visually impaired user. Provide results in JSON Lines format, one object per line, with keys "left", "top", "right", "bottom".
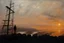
{"left": 58, "top": 23, "right": 61, "bottom": 26}
{"left": 57, "top": 23, "right": 61, "bottom": 36}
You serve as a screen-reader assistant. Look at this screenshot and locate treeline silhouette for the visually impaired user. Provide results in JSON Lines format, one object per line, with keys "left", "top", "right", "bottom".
{"left": 0, "top": 34, "right": 64, "bottom": 43}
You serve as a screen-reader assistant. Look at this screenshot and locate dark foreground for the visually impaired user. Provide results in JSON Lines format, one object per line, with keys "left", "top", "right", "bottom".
{"left": 0, "top": 34, "right": 64, "bottom": 43}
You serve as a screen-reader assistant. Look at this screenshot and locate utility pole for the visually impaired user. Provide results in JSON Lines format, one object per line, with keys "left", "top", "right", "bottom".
{"left": 2, "top": 0, "right": 15, "bottom": 35}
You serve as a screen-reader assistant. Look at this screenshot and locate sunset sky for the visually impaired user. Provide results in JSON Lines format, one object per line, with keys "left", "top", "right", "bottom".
{"left": 0, "top": 0, "right": 64, "bottom": 36}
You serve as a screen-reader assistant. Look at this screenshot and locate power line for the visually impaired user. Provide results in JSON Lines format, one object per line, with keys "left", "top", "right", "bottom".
{"left": 1, "top": 0, "right": 15, "bottom": 35}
